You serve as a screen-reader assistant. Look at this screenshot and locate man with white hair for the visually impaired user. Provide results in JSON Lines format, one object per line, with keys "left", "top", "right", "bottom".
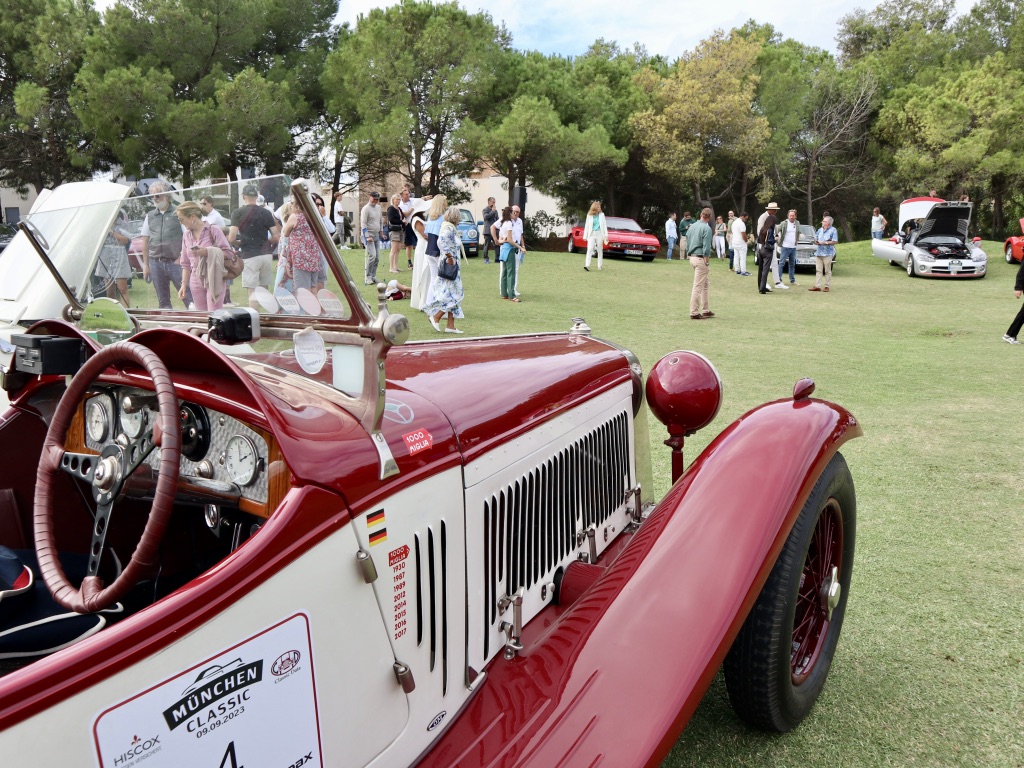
{"left": 810, "top": 215, "right": 839, "bottom": 292}
{"left": 140, "top": 181, "right": 190, "bottom": 309}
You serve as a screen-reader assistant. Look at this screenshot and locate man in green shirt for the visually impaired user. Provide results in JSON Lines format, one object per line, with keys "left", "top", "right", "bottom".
{"left": 687, "top": 208, "right": 714, "bottom": 319}
{"left": 678, "top": 211, "right": 694, "bottom": 254}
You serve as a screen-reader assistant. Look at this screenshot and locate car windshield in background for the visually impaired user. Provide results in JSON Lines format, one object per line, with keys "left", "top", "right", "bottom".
{"left": 798, "top": 225, "right": 815, "bottom": 238}
{"left": 606, "top": 217, "right": 643, "bottom": 232}
{"left": 10, "top": 175, "right": 359, "bottom": 331}
{"left": 459, "top": 209, "right": 474, "bottom": 224}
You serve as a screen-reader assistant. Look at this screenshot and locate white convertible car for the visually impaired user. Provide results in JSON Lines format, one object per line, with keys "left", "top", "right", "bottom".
{"left": 872, "top": 198, "right": 987, "bottom": 278}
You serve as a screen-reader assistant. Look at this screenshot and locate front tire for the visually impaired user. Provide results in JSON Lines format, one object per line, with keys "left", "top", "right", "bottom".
{"left": 567, "top": 237, "right": 577, "bottom": 254}
{"left": 906, "top": 256, "right": 916, "bottom": 277}
{"left": 724, "top": 452, "right": 856, "bottom": 732}
{"left": 1007, "top": 245, "right": 1015, "bottom": 264}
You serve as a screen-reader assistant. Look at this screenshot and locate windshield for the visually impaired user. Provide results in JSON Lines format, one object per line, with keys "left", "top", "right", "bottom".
{"left": 9, "top": 175, "right": 367, "bottom": 325}
{"left": 606, "top": 217, "right": 642, "bottom": 233}
{"left": 458, "top": 209, "right": 474, "bottom": 224}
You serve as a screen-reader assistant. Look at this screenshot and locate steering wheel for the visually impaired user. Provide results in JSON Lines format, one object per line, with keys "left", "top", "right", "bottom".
{"left": 34, "top": 342, "right": 181, "bottom": 613}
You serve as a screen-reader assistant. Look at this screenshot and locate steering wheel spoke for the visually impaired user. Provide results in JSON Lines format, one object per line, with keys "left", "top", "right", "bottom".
{"left": 87, "top": 499, "right": 114, "bottom": 578}
{"left": 58, "top": 450, "right": 100, "bottom": 484}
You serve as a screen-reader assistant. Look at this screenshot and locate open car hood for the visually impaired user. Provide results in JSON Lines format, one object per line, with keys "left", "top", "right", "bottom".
{"left": 897, "top": 198, "right": 972, "bottom": 239}
{"left": 0, "top": 182, "right": 130, "bottom": 324}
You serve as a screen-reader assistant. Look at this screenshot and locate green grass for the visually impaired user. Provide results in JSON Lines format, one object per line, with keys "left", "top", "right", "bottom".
{"left": 344, "top": 243, "right": 1023, "bottom": 767}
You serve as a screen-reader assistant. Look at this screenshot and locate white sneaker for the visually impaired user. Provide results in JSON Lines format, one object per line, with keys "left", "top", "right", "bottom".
{"left": 1003, "top": 334, "right": 1020, "bottom": 344}
{"left": 776, "top": 282, "right": 789, "bottom": 290}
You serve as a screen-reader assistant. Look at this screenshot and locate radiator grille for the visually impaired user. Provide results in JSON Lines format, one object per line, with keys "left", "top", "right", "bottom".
{"left": 413, "top": 521, "right": 448, "bottom": 693}
{"left": 482, "top": 411, "right": 630, "bottom": 657}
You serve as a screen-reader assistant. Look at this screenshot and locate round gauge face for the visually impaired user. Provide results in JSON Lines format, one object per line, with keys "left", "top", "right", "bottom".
{"left": 119, "top": 398, "right": 146, "bottom": 439}
{"left": 225, "top": 435, "right": 259, "bottom": 487}
{"left": 86, "top": 395, "right": 113, "bottom": 442}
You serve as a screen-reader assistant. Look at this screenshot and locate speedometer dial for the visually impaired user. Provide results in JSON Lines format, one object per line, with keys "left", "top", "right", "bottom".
{"left": 86, "top": 395, "right": 113, "bottom": 442}
{"left": 225, "top": 435, "right": 259, "bottom": 486}
{"left": 119, "top": 396, "right": 146, "bottom": 438}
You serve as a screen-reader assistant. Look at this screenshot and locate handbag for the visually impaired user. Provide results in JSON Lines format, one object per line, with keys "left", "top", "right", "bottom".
{"left": 223, "top": 250, "right": 244, "bottom": 279}
{"left": 438, "top": 254, "right": 459, "bottom": 281}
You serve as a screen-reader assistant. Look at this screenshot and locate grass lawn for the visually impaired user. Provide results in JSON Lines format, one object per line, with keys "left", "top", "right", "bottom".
{"left": 344, "top": 242, "right": 1023, "bottom": 767}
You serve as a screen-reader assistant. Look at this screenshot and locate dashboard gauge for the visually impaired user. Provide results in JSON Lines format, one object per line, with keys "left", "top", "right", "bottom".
{"left": 119, "top": 396, "right": 146, "bottom": 439}
{"left": 86, "top": 395, "right": 113, "bottom": 442}
{"left": 179, "top": 403, "right": 211, "bottom": 461}
{"left": 225, "top": 435, "right": 259, "bottom": 486}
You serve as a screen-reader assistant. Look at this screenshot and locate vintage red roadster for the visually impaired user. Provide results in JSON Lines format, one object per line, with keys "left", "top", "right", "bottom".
{"left": 0, "top": 177, "right": 860, "bottom": 766}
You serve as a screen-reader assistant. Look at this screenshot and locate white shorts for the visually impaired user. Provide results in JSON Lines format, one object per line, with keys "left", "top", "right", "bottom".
{"left": 241, "top": 253, "right": 274, "bottom": 289}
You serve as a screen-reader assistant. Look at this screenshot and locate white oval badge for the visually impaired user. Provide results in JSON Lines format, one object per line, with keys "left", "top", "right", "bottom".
{"left": 252, "top": 286, "right": 279, "bottom": 314}
{"left": 275, "top": 287, "right": 301, "bottom": 315}
{"left": 317, "top": 289, "right": 346, "bottom": 318}
{"left": 296, "top": 287, "right": 322, "bottom": 316}
{"left": 293, "top": 327, "right": 327, "bottom": 374}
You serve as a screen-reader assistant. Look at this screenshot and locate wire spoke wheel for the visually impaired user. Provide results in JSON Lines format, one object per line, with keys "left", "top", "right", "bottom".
{"left": 724, "top": 453, "right": 856, "bottom": 732}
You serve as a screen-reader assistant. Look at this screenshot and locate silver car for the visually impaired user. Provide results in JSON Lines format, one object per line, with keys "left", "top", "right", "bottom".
{"left": 872, "top": 199, "right": 987, "bottom": 278}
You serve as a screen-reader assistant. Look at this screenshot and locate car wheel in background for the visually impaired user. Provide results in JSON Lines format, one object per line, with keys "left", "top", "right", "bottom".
{"left": 724, "top": 452, "right": 856, "bottom": 733}
{"left": 1007, "top": 245, "right": 1015, "bottom": 264}
{"left": 567, "top": 237, "right": 577, "bottom": 254}
{"left": 906, "top": 256, "right": 916, "bottom": 277}
{"left": 641, "top": 253, "right": 656, "bottom": 262}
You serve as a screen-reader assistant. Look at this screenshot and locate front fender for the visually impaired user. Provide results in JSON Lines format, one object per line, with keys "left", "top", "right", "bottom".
{"left": 420, "top": 396, "right": 860, "bottom": 767}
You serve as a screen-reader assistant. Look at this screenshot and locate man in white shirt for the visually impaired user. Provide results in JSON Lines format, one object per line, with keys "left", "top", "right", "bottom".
{"left": 730, "top": 212, "right": 750, "bottom": 276}
{"left": 777, "top": 209, "right": 801, "bottom": 285}
{"left": 199, "top": 196, "right": 227, "bottom": 231}
{"left": 665, "top": 213, "right": 678, "bottom": 260}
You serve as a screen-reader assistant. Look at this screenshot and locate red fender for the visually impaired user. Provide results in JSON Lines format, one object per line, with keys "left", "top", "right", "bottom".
{"left": 421, "top": 396, "right": 861, "bottom": 767}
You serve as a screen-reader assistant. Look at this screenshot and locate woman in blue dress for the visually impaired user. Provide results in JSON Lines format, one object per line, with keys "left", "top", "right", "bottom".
{"left": 423, "top": 207, "right": 464, "bottom": 333}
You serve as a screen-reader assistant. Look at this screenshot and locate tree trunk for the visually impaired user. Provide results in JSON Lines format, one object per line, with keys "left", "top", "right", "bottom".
{"left": 991, "top": 174, "right": 1005, "bottom": 240}
{"left": 738, "top": 163, "right": 749, "bottom": 217}
{"left": 837, "top": 212, "right": 853, "bottom": 242}
{"left": 330, "top": 150, "right": 342, "bottom": 224}
{"left": 805, "top": 156, "right": 815, "bottom": 224}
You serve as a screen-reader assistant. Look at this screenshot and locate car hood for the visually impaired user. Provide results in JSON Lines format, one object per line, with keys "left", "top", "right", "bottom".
{"left": 897, "top": 198, "right": 972, "bottom": 238}
{"left": 0, "top": 181, "right": 130, "bottom": 324}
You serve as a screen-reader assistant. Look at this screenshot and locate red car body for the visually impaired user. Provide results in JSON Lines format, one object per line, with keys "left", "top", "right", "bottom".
{"left": 1003, "top": 218, "right": 1024, "bottom": 263}
{"left": 0, "top": 176, "right": 861, "bottom": 767}
{"left": 568, "top": 216, "right": 661, "bottom": 261}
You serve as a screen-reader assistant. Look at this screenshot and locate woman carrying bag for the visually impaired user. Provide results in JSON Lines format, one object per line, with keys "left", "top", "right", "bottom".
{"left": 423, "top": 207, "right": 465, "bottom": 333}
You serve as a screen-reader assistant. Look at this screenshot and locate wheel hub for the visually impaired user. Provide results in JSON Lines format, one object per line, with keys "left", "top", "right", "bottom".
{"left": 820, "top": 565, "right": 841, "bottom": 620}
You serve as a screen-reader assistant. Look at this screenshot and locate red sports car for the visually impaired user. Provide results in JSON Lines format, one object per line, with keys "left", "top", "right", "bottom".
{"left": 0, "top": 176, "right": 861, "bottom": 767}
{"left": 567, "top": 216, "right": 661, "bottom": 261}
{"left": 1003, "top": 218, "right": 1024, "bottom": 263}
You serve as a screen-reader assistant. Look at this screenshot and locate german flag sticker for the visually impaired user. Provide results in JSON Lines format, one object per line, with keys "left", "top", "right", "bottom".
{"left": 369, "top": 528, "right": 388, "bottom": 547}
{"left": 367, "top": 509, "right": 385, "bottom": 528}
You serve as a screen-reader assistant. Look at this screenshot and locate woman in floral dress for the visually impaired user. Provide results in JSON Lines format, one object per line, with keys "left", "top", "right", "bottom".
{"left": 282, "top": 204, "right": 326, "bottom": 291}
{"left": 423, "top": 207, "right": 464, "bottom": 333}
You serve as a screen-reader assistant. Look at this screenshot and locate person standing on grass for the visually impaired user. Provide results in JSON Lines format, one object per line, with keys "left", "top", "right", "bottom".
{"left": 731, "top": 212, "right": 750, "bottom": 276}
{"left": 665, "top": 212, "right": 678, "bottom": 260}
{"left": 678, "top": 211, "right": 694, "bottom": 254}
{"left": 497, "top": 207, "right": 521, "bottom": 302}
{"left": 687, "top": 208, "right": 714, "bottom": 320}
{"left": 1002, "top": 256, "right": 1024, "bottom": 344}
{"left": 871, "top": 207, "right": 888, "bottom": 239}
{"left": 777, "top": 209, "right": 801, "bottom": 285}
{"left": 726, "top": 210, "right": 736, "bottom": 268}
{"left": 481, "top": 197, "right": 499, "bottom": 264}
{"left": 756, "top": 205, "right": 779, "bottom": 294}
{"left": 581, "top": 201, "right": 608, "bottom": 271}
{"left": 810, "top": 215, "right": 838, "bottom": 292}
{"left": 713, "top": 215, "right": 727, "bottom": 259}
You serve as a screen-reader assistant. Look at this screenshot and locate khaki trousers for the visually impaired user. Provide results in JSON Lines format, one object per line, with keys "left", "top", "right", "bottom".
{"left": 815, "top": 255, "right": 833, "bottom": 288}
{"left": 689, "top": 256, "right": 709, "bottom": 316}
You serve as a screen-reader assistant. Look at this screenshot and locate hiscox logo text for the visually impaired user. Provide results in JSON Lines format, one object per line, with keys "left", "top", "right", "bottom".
{"left": 113, "top": 734, "right": 161, "bottom": 766}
